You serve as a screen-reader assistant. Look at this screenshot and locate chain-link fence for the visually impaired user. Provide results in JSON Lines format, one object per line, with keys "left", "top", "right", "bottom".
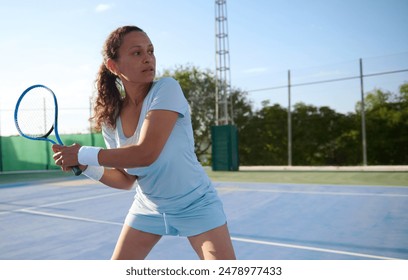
{"left": 243, "top": 52, "right": 408, "bottom": 166}
{"left": 1, "top": 53, "right": 407, "bottom": 169}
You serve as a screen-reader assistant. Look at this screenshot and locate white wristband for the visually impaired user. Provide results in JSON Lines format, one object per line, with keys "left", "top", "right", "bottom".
{"left": 82, "top": 165, "right": 104, "bottom": 181}
{"left": 78, "top": 146, "right": 102, "bottom": 166}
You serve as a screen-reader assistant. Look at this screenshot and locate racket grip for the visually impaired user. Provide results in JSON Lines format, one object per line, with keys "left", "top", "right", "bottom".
{"left": 72, "top": 166, "right": 82, "bottom": 176}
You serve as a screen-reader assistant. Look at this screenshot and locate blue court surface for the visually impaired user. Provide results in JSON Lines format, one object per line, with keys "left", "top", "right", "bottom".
{"left": 0, "top": 177, "right": 407, "bottom": 260}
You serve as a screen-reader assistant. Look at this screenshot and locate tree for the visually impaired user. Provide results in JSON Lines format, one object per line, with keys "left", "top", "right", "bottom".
{"left": 239, "top": 101, "right": 287, "bottom": 165}
{"left": 359, "top": 84, "right": 408, "bottom": 164}
{"left": 283, "top": 103, "right": 358, "bottom": 165}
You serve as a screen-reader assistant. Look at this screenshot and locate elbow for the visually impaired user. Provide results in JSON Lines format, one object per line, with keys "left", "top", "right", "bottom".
{"left": 138, "top": 150, "right": 159, "bottom": 167}
{"left": 124, "top": 145, "right": 160, "bottom": 168}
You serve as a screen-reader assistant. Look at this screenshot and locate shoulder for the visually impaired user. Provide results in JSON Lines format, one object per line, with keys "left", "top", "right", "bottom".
{"left": 102, "top": 123, "right": 115, "bottom": 137}
{"left": 152, "top": 77, "right": 182, "bottom": 92}
{"left": 155, "top": 76, "right": 179, "bottom": 85}
{"left": 101, "top": 122, "right": 117, "bottom": 148}
{"left": 150, "top": 77, "right": 185, "bottom": 99}
{"left": 147, "top": 77, "right": 188, "bottom": 115}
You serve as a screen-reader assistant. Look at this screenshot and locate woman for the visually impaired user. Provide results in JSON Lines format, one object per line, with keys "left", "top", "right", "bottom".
{"left": 52, "top": 25, "right": 236, "bottom": 260}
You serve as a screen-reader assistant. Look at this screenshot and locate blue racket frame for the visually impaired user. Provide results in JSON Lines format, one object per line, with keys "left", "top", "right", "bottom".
{"left": 14, "top": 84, "right": 82, "bottom": 176}
{"left": 14, "top": 84, "right": 63, "bottom": 145}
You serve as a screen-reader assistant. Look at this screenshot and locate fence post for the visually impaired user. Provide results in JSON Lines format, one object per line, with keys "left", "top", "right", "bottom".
{"left": 359, "top": 58, "right": 368, "bottom": 166}
{"left": 288, "top": 69, "right": 292, "bottom": 166}
{"left": 0, "top": 108, "right": 3, "bottom": 172}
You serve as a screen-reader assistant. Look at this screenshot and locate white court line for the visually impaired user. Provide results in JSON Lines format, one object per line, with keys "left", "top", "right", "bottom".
{"left": 218, "top": 186, "right": 408, "bottom": 198}
{"left": 22, "top": 191, "right": 128, "bottom": 210}
{"left": 0, "top": 191, "right": 128, "bottom": 216}
{"left": 16, "top": 208, "right": 403, "bottom": 260}
{"left": 18, "top": 209, "right": 123, "bottom": 226}
{"left": 231, "top": 236, "right": 402, "bottom": 260}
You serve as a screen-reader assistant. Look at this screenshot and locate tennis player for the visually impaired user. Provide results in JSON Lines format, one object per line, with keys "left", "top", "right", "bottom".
{"left": 52, "top": 25, "right": 236, "bottom": 260}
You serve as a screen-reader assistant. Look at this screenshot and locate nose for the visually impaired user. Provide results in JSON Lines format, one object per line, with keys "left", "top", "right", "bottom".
{"left": 143, "top": 53, "right": 153, "bottom": 64}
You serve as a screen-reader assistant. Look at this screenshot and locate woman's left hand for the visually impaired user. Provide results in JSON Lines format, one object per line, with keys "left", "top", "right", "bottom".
{"left": 52, "top": 143, "right": 82, "bottom": 171}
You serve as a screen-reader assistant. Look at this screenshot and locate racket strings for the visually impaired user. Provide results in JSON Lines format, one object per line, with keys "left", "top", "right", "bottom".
{"left": 16, "top": 88, "right": 56, "bottom": 138}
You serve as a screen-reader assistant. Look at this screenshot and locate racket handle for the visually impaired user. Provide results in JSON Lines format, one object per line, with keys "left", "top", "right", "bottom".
{"left": 72, "top": 166, "right": 82, "bottom": 176}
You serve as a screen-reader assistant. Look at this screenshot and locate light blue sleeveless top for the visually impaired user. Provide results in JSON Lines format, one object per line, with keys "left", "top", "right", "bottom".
{"left": 102, "top": 77, "right": 215, "bottom": 214}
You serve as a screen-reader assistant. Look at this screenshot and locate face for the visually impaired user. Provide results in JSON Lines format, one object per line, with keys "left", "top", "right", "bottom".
{"left": 108, "top": 31, "right": 156, "bottom": 86}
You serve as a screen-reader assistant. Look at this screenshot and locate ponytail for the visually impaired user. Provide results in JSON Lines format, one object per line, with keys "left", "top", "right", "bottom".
{"left": 92, "top": 63, "right": 123, "bottom": 131}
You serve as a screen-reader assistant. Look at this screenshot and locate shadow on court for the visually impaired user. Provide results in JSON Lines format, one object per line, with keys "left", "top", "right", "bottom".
{"left": 0, "top": 178, "right": 407, "bottom": 260}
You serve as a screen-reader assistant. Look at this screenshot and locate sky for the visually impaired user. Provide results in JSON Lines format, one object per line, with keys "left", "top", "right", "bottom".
{"left": 0, "top": 0, "right": 407, "bottom": 136}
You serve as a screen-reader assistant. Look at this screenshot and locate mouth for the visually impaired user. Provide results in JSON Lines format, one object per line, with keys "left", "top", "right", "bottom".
{"left": 142, "top": 68, "right": 155, "bottom": 73}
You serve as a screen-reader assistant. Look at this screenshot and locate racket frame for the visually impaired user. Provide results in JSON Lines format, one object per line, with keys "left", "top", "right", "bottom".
{"left": 14, "top": 84, "right": 63, "bottom": 145}
{"left": 14, "top": 84, "right": 82, "bottom": 175}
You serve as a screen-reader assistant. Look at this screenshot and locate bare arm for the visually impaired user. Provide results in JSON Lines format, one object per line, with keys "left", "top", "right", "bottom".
{"left": 98, "top": 109, "right": 179, "bottom": 168}
{"left": 53, "top": 109, "right": 179, "bottom": 175}
{"left": 52, "top": 146, "right": 137, "bottom": 190}
{"left": 99, "top": 168, "right": 137, "bottom": 190}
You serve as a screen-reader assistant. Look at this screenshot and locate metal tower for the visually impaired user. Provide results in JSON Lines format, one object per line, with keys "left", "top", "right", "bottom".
{"left": 215, "top": 0, "right": 232, "bottom": 125}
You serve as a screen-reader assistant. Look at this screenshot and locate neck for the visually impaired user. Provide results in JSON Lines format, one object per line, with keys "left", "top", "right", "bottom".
{"left": 124, "top": 82, "right": 152, "bottom": 106}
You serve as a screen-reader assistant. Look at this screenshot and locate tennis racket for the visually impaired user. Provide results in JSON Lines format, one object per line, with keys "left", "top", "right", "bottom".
{"left": 14, "top": 84, "right": 82, "bottom": 176}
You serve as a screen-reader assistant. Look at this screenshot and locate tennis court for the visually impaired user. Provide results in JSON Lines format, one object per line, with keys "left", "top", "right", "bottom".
{"left": 0, "top": 171, "right": 407, "bottom": 260}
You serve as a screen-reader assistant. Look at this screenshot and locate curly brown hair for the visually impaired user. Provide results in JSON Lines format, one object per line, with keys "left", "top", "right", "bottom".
{"left": 92, "top": 26, "right": 145, "bottom": 131}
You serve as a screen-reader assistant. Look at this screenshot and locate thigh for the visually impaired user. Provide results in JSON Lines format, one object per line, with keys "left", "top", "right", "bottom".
{"left": 111, "top": 224, "right": 162, "bottom": 260}
{"left": 188, "top": 223, "right": 236, "bottom": 260}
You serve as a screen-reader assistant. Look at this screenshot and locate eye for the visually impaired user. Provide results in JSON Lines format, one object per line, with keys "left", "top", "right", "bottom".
{"left": 133, "top": 51, "right": 141, "bottom": 56}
